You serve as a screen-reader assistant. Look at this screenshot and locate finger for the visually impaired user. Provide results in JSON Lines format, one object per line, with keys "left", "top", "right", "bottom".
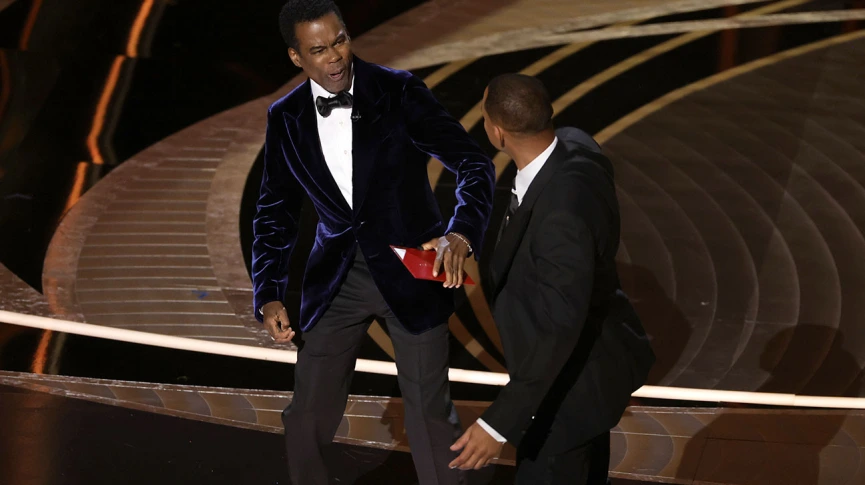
{"left": 277, "top": 308, "right": 291, "bottom": 332}
{"left": 275, "top": 325, "right": 292, "bottom": 339}
{"left": 444, "top": 250, "right": 455, "bottom": 287}
{"left": 273, "top": 322, "right": 294, "bottom": 342}
{"left": 467, "top": 451, "right": 488, "bottom": 471}
{"left": 459, "top": 451, "right": 482, "bottom": 471}
{"left": 433, "top": 245, "right": 444, "bottom": 277}
{"left": 450, "top": 432, "right": 470, "bottom": 451}
{"left": 441, "top": 249, "right": 450, "bottom": 286}
{"left": 449, "top": 440, "right": 474, "bottom": 467}
{"left": 263, "top": 318, "right": 279, "bottom": 338}
{"left": 420, "top": 238, "right": 437, "bottom": 251}
{"left": 449, "top": 446, "right": 472, "bottom": 469}
{"left": 275, "top": 317, "right": 291, "bottom": 334}
{"left": 455, "top": 254, "right": 465, "bottom": 288}
{"left": 274, "top": 329, "right": 295, "bottom": 343}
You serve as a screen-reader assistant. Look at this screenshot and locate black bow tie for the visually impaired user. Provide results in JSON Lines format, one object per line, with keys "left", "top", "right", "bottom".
{"left": 315, "top": 91, "right": 353, "bottom": 117}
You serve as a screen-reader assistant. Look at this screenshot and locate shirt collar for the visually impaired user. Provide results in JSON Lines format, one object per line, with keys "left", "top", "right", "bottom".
{"left": 514, "top": 137, "right": 558, "bottom": 205}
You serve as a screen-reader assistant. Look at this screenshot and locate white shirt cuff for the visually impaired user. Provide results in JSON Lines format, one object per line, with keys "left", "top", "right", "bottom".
{"left": 476, "top": 418, "right": 507, "bottom": 443}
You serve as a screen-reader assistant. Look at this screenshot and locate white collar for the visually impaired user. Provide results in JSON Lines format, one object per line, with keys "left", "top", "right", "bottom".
{"left": 513, "top": 137, "right": 558, "bottom": 205}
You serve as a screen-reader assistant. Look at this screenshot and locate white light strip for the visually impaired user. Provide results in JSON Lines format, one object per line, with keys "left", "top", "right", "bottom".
{"left": 2, "top": 309, "right": 864, "bottom": 408}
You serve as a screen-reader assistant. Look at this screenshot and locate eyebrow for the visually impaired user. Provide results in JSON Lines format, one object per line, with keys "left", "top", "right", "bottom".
{"left": 308, "top": 31, "right": 347, "bottom": 53}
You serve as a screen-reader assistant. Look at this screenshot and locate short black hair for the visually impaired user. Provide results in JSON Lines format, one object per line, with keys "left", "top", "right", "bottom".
{"left": 279, "top": 0, "right": 345, "bottom": 50}
{"left": 485, "top": 74, "right": 553, "bottom": 134}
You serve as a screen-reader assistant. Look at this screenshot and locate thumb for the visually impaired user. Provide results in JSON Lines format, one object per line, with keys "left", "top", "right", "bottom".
{"left": 277, "top": 308, "right": 291, "bottom": 331}
{"left": 450, "top": 429, "right": 471, "bottom": 451}
{"left": 420, "top": 239, "right": 437, "bottom": 250}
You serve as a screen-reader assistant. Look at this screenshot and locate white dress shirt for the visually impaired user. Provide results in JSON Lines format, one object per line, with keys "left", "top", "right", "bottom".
{"left": 513, "top": 137, "right": 558, "bottom": 206}
{"left": 475, "top": 136, "right": 559, "bottom": 445}
{"left": 310, "top": 76, "right": 355, "bottom": 209}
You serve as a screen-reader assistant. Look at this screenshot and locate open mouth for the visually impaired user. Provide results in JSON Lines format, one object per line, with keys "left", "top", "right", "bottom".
{"left": 329, "top": 68, "right": 346, "bottom": 82}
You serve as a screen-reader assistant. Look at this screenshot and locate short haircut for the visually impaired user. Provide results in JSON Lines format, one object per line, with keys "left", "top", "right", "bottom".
{"left": 279, "top": 0, "right": 345, "bottom": 50}
{"left": 484, "top": 74, "right": 553, "bottom": 134}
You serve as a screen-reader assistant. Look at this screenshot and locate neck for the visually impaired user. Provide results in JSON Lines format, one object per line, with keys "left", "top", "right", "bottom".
{"left": 509, "top": 130, "right": 556, "bottom": 171}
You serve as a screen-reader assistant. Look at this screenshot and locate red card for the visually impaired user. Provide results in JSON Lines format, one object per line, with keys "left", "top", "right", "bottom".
{"left": 390, "top": 245, "right": 475, "bottom": 285}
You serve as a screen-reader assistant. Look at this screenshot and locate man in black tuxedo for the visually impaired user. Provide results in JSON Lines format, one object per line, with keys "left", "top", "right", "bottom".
{"left": 252, "top": 1, "right": 495, "bottom": 484}
{"left": 449, "top": 74, "right": 655, "bottom": 484}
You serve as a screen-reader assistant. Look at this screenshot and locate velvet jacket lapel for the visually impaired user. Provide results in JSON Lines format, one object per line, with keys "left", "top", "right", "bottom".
{"left": 490, "top": 142, "right": 569, "bottom": 303}
{"left": 349, "top": 57, "right": 390, "bottom": 215}
{"left": 283, "top": 81, "right": 351, "bottom": 216}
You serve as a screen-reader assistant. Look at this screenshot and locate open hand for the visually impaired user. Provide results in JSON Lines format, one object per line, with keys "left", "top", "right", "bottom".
{"left": 448, "top": 421, "right": 504, "bottom": 470}
{"left": 421, "top": 233, "right": 471, "bottom": 288}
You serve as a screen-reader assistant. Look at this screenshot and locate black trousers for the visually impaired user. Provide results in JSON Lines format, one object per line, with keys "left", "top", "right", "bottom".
{"left": 515, "top": 431, "right": 611, "bottom": 485}
{"left": 282, "top": 250, "right": 463, "bottom": 485}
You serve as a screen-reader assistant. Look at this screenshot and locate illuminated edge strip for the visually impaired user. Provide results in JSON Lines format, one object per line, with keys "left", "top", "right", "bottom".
{"left": 86, "top": 0, "right": 156, "bottom": 165}
{"left": 86, "top": 56, "right": 125, "bottom": 165}
{"left": 126, "top": 0, "right": 155, "bottom": 58}
{"left": 595, "top": 27, "right": 865, "bottom": 143}
{"left": 491, "top": 0, "right": 814, "bottom": 174}
{"left": 18, "top": 0, "right": 42, "bottom": 50}
{"left": 3, "top": 309, "right": 865, "bottom": 408}
{"left": 397, "top": 8, "right": 865, "bottom": 69}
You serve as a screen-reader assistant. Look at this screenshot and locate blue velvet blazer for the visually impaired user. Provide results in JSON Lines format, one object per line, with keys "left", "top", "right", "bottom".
{"left": 252, "top": 58, "right": 495, "bottom": 334}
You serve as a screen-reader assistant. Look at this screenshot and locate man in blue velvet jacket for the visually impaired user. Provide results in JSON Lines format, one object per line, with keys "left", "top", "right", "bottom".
{"left": 251, "top": 1, "right": 495, "bottom": 484}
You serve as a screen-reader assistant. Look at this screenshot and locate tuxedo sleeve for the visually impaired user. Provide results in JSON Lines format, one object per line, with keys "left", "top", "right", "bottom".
{"left": 251, "top": 108, "right": 305, "bottom": 322}
{"left": 480, "top": 207, "right": 596, "bottom": 445}
{"left": 401, "top": 75, "right": 495, "bottom": 256}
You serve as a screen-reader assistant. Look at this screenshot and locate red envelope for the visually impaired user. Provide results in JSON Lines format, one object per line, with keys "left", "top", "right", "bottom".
{"left": 390, "top": 245, "right": 475, "bottom": 285}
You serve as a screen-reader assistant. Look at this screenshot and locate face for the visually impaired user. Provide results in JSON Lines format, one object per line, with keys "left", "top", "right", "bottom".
{"left": 288, "top": 12, "right": 353, "bottom": 94}
{"left": 481, "top": 88, "right": 503, "bottom": 150}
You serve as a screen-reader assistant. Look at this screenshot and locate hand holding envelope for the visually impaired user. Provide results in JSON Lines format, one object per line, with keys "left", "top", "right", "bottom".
{"left": 391, "top": 239, "right": 475, "bottom": 288}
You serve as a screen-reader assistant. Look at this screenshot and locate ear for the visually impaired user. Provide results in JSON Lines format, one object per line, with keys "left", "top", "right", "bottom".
{"left": 494, "top": 125, "right": 506, "bottom": 150}
{"left": 287, "top": 48, "right": 302, "bottom": 69}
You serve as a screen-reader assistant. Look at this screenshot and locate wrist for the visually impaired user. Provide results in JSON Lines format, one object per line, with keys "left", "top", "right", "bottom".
{"left": 476, "top": 418, "right": 507, "bottom": 443}
{"left": 447, "top": 232, "right": 472, "bottom": 254}
{"left": 260, "top": 301, "right": 284, "bottom": 315}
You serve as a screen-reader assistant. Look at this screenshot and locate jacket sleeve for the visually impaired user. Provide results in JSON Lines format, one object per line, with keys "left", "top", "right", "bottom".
{"left": 480, "top": 206, "right": 596, "bottom": 444}
{"left": 251, "top": 107, "right": 305, "bottom": 322}
{"left": 401, "top": 75, "right": 495, "bottom": 256}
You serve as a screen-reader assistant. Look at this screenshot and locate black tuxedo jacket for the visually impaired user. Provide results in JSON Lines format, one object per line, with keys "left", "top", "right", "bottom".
{"left": 481, "top": 127, "right": 655, "bottom": 456}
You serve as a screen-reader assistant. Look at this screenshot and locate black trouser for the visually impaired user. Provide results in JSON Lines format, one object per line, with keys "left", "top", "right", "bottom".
{"left": 282, "top": 250, "right": 463, "bottom": 485}
{"left": 515, "top": 431, "right": 611, "bottom": 485}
